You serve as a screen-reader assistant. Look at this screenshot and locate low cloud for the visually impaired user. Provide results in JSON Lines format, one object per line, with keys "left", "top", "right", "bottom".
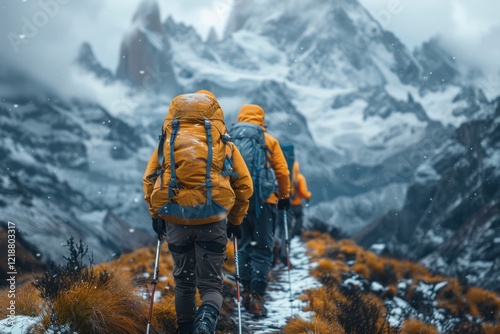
{"left": 360, "top": 0, "right": 500, "bottom": 74}
{"left": 1, "top": 0, "right": 498, "bottom": 102}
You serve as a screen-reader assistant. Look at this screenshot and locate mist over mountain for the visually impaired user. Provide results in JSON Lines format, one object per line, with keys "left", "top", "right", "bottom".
{"left": 1, "top": 0, "right": 498, "bottom": 295}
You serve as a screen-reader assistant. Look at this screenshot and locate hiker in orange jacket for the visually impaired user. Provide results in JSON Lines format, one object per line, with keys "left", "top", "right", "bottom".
{"left": 143, "top": 90, "right": 253, "bottom": 334}
{"left": 233, "top": 104, "right": 290, "bottom": 318}
{"left": 290, "top": 161, "right": 312, "bottom": 237}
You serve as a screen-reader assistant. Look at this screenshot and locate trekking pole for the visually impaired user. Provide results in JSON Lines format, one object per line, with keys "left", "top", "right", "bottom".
{"left": 283, "top": 210, "right": 294, "bottom": 316}
{"left": 233, "top": 237, "right": 243, "bottom": 334}
{"left": 146, "top": 234, "right": 163, "bottom": 334}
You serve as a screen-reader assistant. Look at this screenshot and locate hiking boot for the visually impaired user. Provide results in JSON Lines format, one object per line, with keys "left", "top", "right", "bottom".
{"left": 242, "top": 291, "right": 251, "bottom": 310}
{"left": 249, "top": 294, "right": 268, "bottom": 318}
{"left": 193, "top": 304, "right": 219, "bottom": 334}
{"left": 176, "top": 320, "right": 194, "bottom": 334}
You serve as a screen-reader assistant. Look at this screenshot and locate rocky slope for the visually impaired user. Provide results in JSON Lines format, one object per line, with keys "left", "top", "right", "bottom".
{"left": 356, "top": 99, "right": 500, "bottom": 292}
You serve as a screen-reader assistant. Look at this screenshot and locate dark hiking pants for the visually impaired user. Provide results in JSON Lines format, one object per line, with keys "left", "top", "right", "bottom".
{"left": 290, "top": 204, "right": 304, "bottom": 236}
{"left": 165, "top": 220, "right": 227, "bottom": 325}
{"left": 238, "top": 203, "right": 275, "bottom": 296}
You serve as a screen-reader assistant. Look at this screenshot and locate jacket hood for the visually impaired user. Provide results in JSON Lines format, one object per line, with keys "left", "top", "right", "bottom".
{"left": 237, "top": 104, "right": 265, "bottom": 128}
{"left": 196, "top": 90, "right": 216, "bottom": 99}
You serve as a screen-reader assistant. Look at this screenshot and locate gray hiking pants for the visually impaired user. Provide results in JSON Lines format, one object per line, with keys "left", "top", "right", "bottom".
{"left": 238, "top": 203, "right": 275, "bottom": 296}
{"left": 165, "top": 220, "right": 227, "bottom": 325}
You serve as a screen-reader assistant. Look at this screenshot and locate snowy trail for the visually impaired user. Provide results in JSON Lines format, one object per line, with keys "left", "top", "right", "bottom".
{"left": 233, "top": 237, "right": 321, "bottom": 334}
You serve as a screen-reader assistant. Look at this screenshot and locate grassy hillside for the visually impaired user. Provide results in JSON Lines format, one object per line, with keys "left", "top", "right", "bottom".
{"left": 1, "top": 233, "right": 499, "bottom": 333}
{"left": 284, "top": 232, "right": 500, "bottom": 334}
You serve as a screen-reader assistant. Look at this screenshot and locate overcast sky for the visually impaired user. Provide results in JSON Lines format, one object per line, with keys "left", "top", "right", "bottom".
{"left": 1, "top": 0, "right": 499, "bottom": 87}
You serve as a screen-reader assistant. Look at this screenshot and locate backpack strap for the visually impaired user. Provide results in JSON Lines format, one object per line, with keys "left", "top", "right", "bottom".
{"left": 167, "top": 119, "right": 181, "bottom": 198}
{"left": 203, "top": 119, "right": 213, "bottom": 205}
{"left": 146, "top": 128, "right": 166, "bottom": 184}
{"left": 220, "top": 143, "right": 240, "bottom": 178}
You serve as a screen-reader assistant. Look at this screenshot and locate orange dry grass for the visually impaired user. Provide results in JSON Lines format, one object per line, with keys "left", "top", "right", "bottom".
{"left": 313, "top": 258, "right": 350, "bottom": 277}
{"left": 15, "top": 284, "right": 43, "bottom": 317}
{"left": 38, "top": 269, "right": 148, "bottom": 334}
{"left": 399, "top": 319, "right": 438, "bottom": 334}
{"left": 483, "top": 323, "right": 500, "bottom": 334}
{"left": 0, "top": 284, "right": 44, "bottom": 318}
{"left": 307, "top": 239, "right": 328, "bottom": 258}
{"left": 339, "top": 244, "right": 361, "bottom": 257}
{"left": 355, "top": 252, "right": 387, "bottom": 281}
{"left": 466, "top": 287, "right": 500, "bottom": 321}
{"left": 434, "top": 278, "right": 466, "bottom": 316}
{"left": 302, "top": 287, "right": 342, "bottom": 324}
{"left": 283, "top": 315, "right": 345, "bottom": 334}
{"left": 382, "top": 284, "right": 398, "bottom": 299}
{"left": 108, "top": 245, "right": 175, "bottom": 293}
{"left": 151, "top": 293, "right": 178, "bottom": 334}
{"left": 352, "top": 263, "right": 371, "bottom": 279}
{"left": 0, "top": 288, "right": 10, "bottom": 318}
{"left": 111, "top": 244, "right": 173, "bottom": 274}
{"left": 395, "top": 260, "right": 430, "bottom": 280}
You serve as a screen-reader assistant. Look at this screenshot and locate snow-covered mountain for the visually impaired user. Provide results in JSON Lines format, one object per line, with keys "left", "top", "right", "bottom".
{"left": 355, "top": 98, "right": 500, "bottom": 292}
{"left": 1, "top": 0, "right": 498, "bottom": 276}
{"left": 0, "top": 66, "right": 154, "bottom": 263}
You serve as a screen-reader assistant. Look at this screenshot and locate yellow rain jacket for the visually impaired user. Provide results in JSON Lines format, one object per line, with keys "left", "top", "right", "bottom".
{"left": 291, "top": 161, "right": 312, "bottom": 206}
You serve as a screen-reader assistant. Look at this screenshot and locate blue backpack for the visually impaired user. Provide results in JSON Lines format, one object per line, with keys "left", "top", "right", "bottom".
{"left": 230, "top": 122, "right": 276, "bottom": 217}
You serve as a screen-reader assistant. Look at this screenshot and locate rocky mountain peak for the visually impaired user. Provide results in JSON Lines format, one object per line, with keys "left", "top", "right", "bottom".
{"left": 115, "top": 0, "right": 179, "bottom": 94}
{"left": 131, "top": 0, "right": 162, "bottom": 32}
{"left": 76, "top": 42, "right": 113, "bottom": 83}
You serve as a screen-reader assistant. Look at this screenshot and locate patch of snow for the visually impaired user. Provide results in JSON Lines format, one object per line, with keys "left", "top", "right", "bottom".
{"left": 231, "top": 31, "right": 288, "bottom": 74}
{"left": 370, "top": 243, "right": 386, "bottom": 253}
{"left": 371, "top": 281, "right": 385, "bottom": 292}
{"left": 414, "top": 163, "right": 441, "bottom": 184}
{"left": 343, "top": 277, "right": 364, "bottom": 288}
{"left": 485, "top": 146, "right": 500, "bottom": 171}
{"left": 0, "top": 316, "right": 41, "bottom": 334}
{"left": 417, "top": 86, "right": 465, "bottom": 127}
{"left": 434, "top": 281, "right": 449, "bottom": 292}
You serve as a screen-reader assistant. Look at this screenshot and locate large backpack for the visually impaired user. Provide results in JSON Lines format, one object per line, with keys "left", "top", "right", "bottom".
{"left": 148, "top": 93, "right": 237, "bottom": 225}
{"left": 230, "top": 122, "right": 276, "bottom": 216}
{"left": 280, "top": 142, "right": 298, "bottom": 200}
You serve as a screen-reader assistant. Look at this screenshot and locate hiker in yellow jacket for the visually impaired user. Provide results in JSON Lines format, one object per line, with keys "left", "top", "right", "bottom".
{"left": 232, "top": 104, "right": 290, "bottom": 318}
{"left": 143, "top": 90, "right": 253, "bottom": 334}
{"left": 290, "top": 161, "right": 312, "bottom": 237}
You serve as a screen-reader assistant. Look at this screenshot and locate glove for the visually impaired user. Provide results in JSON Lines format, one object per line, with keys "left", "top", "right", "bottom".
{"left": 277, "top": 198, "right": 291, "bottom": 211}
{"left": 226, "top": 222, "right": 242, "bottom": 240}
{"left": 152, "top": 217, "right": 166, "bottom": 237}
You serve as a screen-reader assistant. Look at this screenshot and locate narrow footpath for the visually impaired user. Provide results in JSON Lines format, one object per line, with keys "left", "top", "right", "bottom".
{"left": 234, "top": 237, "right": 321, "bottom": 334}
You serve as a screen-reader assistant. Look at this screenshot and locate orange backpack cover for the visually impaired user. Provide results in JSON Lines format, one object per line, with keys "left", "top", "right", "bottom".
{"left": 145, "top": 92, "right": 236, "bottom": 225}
